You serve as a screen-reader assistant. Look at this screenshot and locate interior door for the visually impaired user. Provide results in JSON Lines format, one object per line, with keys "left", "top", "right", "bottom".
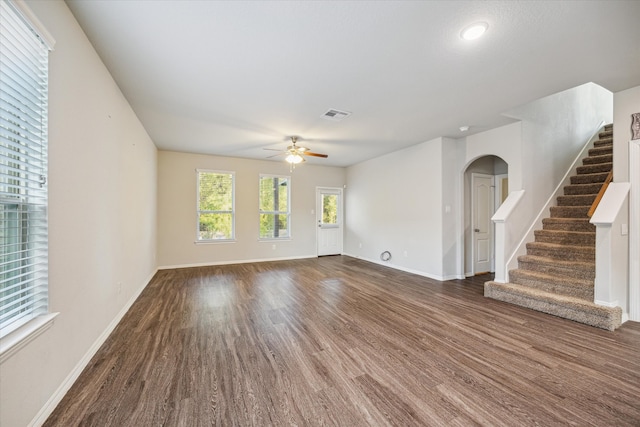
{"left": 316, "top": 187, "right": 343, "bottom": 256}
{"left": 472, "top": 173, "right": 493, "bottom": 274}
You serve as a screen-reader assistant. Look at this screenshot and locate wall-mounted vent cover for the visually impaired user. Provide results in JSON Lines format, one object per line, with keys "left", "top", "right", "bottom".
{"left": 322, "top": 109, "right": 351, "bottom": 122}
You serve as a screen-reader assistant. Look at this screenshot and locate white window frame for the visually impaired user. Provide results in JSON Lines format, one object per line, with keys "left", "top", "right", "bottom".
{"left": 0, "top": 0, "right": 57, "bottom": 361}
{"left": 259, "top": 174, "right": 291, "bottom": 240}
{"left": 196, "top": 169, "right": 235, "bottom": 243}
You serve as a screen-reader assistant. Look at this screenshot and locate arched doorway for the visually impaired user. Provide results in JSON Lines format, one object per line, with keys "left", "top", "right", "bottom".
{"left": 463, "top": 155, "right": 508, "bottom": 276}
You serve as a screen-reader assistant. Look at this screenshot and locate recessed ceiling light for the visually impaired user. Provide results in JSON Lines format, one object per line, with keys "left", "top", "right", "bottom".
{"left": 461, "top": 22, "right": 488, "bottom": 41}
{"left": 459, "top": 125, "right": 470, "bottom": 132}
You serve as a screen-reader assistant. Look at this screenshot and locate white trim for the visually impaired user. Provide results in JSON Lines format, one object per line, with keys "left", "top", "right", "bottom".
{"left": 471, "top": 173, "right": 495, "bottom": 275}
{"left": 630, "top": 139, "right": 640, "bottom": 321}
{"left": 590, "top": 183, "right": 630, "bottom": 225}
{"left": 342, "top": 252, "right": 450, "bottom": 281}
{"left": 492, "top": 190, "right": 526, "bottom": 283}
{"left": 259, "top": 174, "right": 292, "bottom": 240}
{"left": 7, "top": 0, "right": 56, "bottom": 49}
{"left": 595, "top": 299, "right": 619, "bottom": 308}
{"left": 0, "top": 312, "right": 58, "bottom": 364}
{"left": 194, "top": 239, "right": 236, "bottom": 245}
{"left": 28, "top": 269, "right": 157, "bottom": 427}
{"left": 196, "top": 169, "right": 235, "bottom": 241}
{"left": 158, "top": 255, "right": 317, "bottom": 270}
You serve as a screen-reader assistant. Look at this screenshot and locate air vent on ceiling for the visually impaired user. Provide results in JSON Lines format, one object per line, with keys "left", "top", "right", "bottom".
{"left": 322, "top": 109, "right": 351, "bottom": 122}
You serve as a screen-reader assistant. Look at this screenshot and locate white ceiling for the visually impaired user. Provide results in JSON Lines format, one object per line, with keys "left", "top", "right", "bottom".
{"left": 65, "top": 0, "right": 640, "bottom": 167}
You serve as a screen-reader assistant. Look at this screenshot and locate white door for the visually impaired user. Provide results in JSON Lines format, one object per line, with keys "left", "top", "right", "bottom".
{"left": 316, "top": 187, "right": 343, "bottom": 256}
{"left": 472, "top": 173, "right": 493, "bottom": 274}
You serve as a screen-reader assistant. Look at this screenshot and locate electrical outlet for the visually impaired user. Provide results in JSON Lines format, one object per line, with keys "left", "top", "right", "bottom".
{"left": 359, "top": 242, "right": 362, "bottom": 249}
{"left": 272, "top": 244, "right": 276, "bottom": 250}
{"left": 403, "top": 251, "right": 408, "bottom": 258}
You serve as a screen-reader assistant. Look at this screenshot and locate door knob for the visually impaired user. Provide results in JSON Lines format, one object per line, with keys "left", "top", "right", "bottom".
{"left": 474, "top": 228, "right": 480, "bottom": 232}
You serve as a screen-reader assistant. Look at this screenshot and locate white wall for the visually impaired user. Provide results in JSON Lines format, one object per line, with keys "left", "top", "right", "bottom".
{"left": 344, "top": 83, "right": 613, "bottom": 283}
{"left": 613, "top": 85, "right": 640, "bottom": 182}
{"left": 344, "top": 138, "right": 448, "bottom": 279}
{"left": 462, "top": 122, "right": 523, "bottom": 191}
{"left": 157, "top": 151, "right": 345, "bottom": 268}
{"left": 613, "top": 85, "right": 640, "bottom": 321}
{"left": 0, "top": 2, "right": 158, "bottom": 426}
{"left": 459, "top": 123, "right": 521, "bottom": 276}
{"left": 505, "top": 82, "right": 613, "bottom": 219}
{"left": 496, "top": 83, "right": 613, "bottom": 275}
{"left": 441, "top": 138, "right": 463, "bottom": 279}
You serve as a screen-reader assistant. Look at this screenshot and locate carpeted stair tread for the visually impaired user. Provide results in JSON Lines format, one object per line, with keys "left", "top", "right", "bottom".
{"left": 517, "top": 255, "right": 595, "bottom": 280}
{"left": 509, "top": 269, "right": 594, "bottom": 300}
{"left": 484, "top": 281, "right": 621, "bottom": 331}
{"left": 593, "top": 138, "right": 612, "bottom": 148}
{"left": 576, "top": 162, "right": 612, "bottom": 175}
{"left": 526, "top": 241, "right": 594, "bottom": 262}
{"left": 534, "top": 229, "right": 595, "bottom": 245}
{"left": 582, "top": 154, "right": 612, "bottom": 165}
{"left": 604, "top": 123, "right": 613, "bottom": 131}
{"left": 550, "top": 205, "right": 590, "bottom": 218}
{"left": 570, "top": 171, "right": 609, "bottom": 184}
{"left": 485, "top": 124, "right": 621, "bottom": 330}
{"left": 588, "top": 145, "right": 613, "bottom": 157}
{"left": 542, "top": 217, "right": 595, "bottom": 232}
{"left": 598, "top": 130, "right": 613, "bottom": 139}
{"left": 557, "top": 194, "right": 597, "bottom": 206}
{"left": 563, "top": 183, "right": 604, "bottom": 195}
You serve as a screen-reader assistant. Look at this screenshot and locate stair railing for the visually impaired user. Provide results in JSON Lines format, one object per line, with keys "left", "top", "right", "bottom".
{"left": 588, "top": 171, "right": 613, "bottom": 217}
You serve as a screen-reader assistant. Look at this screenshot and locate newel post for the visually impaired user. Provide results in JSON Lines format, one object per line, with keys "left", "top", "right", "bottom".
{"left": 491, "top": 190, "right": 525, "bottom": 283}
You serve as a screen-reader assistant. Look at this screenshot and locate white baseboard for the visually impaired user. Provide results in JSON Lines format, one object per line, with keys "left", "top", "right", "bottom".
{"left": 29, "top": 268, "right": 158, "bottom": 427}
{"left": 158, "top": 254, "right": 317, "bottom": 270}
{"left": 443, "top": 274, "right": 467, "bottom": 280}
{"left": 342, "top": 252, "right": 447, "bottom": 281}
{"left": 595, "top": 299, "right": 619, "bottom": 308}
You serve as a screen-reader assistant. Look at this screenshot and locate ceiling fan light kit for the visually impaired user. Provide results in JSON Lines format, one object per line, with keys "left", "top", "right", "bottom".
{"left": 265, "top": 136, "right": 328, "bottom": 170}
{"left": 285, "top": 153, "right": 304, "bottom": 164}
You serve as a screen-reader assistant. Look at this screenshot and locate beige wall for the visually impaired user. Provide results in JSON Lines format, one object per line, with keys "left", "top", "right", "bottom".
{"left": 157, "top": 151, "right": 346, "bottom": 268}
{"left": 0, "top": 2, "right": 158, "bottom": 426}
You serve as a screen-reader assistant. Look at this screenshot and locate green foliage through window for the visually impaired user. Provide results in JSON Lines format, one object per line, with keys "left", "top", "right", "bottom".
{"left": 259, "top": 175, "right": 290, "bottom": 239}
{"left": 198, "top": 171, "right": 234, "bottom": 240}
{"left": 322, "top": 194, "right": 338, "bottom": 224}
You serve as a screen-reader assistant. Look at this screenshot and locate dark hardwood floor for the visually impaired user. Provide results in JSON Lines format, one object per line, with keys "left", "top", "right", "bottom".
{"left": 44, "top": 256, "right": 640, "bottom": 426}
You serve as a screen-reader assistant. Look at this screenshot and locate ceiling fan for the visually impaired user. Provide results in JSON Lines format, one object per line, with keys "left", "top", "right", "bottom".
{"left": 265, "top": 136, "right": 328, "bottom": 165}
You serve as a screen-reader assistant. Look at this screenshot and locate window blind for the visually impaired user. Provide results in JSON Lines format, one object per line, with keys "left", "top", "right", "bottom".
{"left": 0, "top": 0, "right": 49, "bottom": 337}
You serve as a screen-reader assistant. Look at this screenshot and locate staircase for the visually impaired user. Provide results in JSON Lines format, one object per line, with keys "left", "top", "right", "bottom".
{"left": 485, "top": 124, "right": 622, "bottom": 331}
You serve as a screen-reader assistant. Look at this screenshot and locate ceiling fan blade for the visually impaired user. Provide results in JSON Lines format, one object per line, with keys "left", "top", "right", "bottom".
{"left": 263, "top": 148, "right": 283, "bottom": 151}
{"left": 302, "top": 151, "right": 328, "bottom": 158}
{"left": 266, "top": 152, "right": 285, "bottom": 158}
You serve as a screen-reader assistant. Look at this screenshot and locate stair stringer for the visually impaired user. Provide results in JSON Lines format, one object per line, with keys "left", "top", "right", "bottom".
{"left": 499, "top": 121, "right": 606, "bottom": 283}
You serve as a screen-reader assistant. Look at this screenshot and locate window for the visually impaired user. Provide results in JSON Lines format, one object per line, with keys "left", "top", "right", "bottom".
{"left": 197, "top": 170, "right": 234, "bottom": 241}
{"left": 259, "top": 175, "right": 290, "bottom": 239}
{"left": 321, "top": 193, "right": 339, "bottom": 226}
{"left": 1, "top": 0, "right": 52, "bottom": 338}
